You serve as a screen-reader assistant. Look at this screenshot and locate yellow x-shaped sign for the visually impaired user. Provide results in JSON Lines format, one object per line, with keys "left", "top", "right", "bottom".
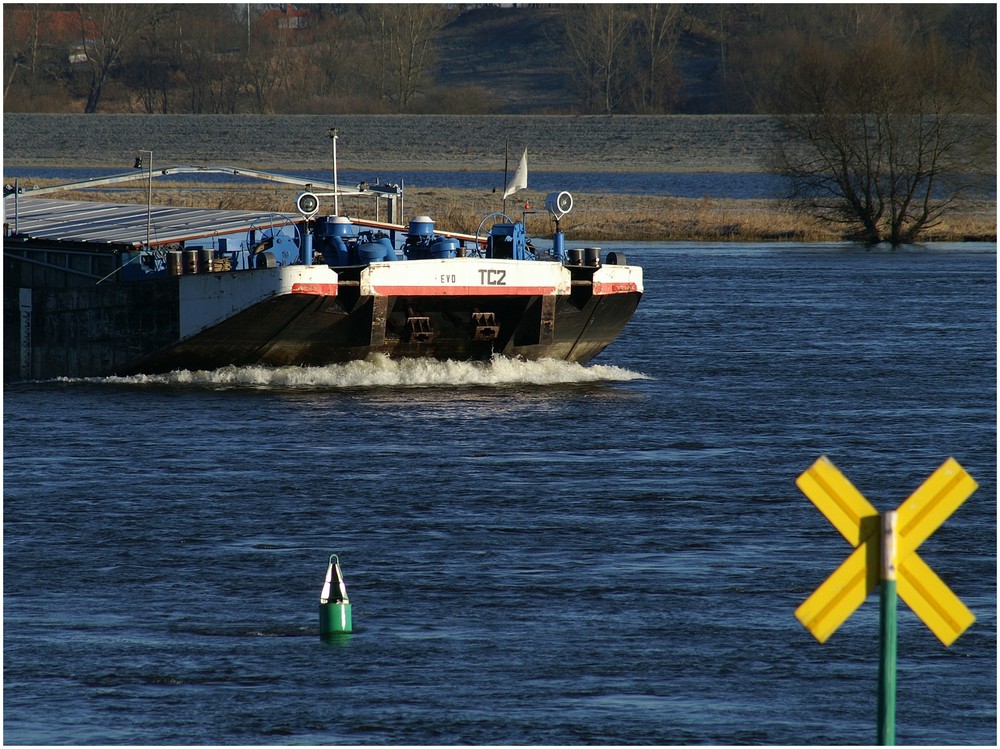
{"left": 795, "top": 456, "right": 976, "bottom": 646}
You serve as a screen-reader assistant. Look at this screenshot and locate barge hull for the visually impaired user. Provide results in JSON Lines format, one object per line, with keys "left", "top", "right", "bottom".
{"left": 5, "top": 268, "right": 640, "bottom": 380}
{"left": 127, "top": 290, "right": 641, "bottom": 374}
{"left": 4, "top": 195, "right": 643, "bottom": 380}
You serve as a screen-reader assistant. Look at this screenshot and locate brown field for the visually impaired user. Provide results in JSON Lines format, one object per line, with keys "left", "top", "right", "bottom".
{"left": 25, "top": 181, "right": 995, "bottom": 244}
{"left": 5, "top": 114, "right": 995, "bottom": 242}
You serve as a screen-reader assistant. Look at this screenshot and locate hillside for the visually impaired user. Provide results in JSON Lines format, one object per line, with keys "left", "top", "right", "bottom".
{"left": 433, "top": 6, "right": 724, "bottom": 115}
{"left": 433, "top": 6, "right": 576, "bottom": 114}
{"left": 3, "top": 4, "right": 992, "bottom": 116}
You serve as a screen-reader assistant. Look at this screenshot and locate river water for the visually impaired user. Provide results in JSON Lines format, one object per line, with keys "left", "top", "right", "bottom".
{"left": 3, "top": 242, "right": 996, "bottom": 745}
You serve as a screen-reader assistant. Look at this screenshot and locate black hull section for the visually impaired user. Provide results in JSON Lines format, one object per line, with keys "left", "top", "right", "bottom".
{"left": 6, "top": 274, "right": 640, "bottom": 379}
{"left": 126, "top": 291, "right": 642, "bottom": 375}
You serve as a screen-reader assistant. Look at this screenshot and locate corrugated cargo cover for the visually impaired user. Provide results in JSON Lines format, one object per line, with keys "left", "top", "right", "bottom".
{"left": 4, "top": 196, "right": 276, "bottom": 248}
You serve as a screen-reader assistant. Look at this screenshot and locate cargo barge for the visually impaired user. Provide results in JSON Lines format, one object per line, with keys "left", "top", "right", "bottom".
{"left": 3, "top": 165, "right": 642, "bottom": 381}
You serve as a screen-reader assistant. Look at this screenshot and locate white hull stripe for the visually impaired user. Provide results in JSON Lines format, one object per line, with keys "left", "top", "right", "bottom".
{"left": 370, "top": 284, "right": 558, "bottom": 297}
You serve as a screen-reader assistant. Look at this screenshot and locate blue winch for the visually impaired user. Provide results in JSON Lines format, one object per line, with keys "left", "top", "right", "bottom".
{"left": 314, "top": 215, "right": 397, "bottom": 265}
{"left": 404, "top": 215, "right": 460, "bottom": 259}
{"left": 487, "top": 220, "right": 528, "bottom": 260}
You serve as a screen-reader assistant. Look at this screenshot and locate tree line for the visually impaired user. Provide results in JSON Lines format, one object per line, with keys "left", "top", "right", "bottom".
{"left": 4, "top": 3, "right": 995, "bottom": 245}
{"left": 4, "top": 5, "right": 456, "bottom": 114}
{"left": 3, "top": 4, "right": 994, "bottom": 116}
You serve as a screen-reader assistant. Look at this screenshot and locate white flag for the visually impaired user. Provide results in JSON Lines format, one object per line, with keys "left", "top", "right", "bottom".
{"left": 503, "top": 148, "right": 528, "bottom": 199}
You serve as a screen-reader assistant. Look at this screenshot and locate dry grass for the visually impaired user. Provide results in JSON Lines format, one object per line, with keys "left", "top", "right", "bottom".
{"left": 18, "top": 180, "right": 997, "bottom": 243}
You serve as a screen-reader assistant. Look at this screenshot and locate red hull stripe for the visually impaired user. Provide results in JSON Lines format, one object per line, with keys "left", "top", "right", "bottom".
{"left": 291, "top": 282, "right": 636, "bottom": 297}
{"left": 371, "top": 285, "right": 558, "bottom": 296}
{"left": 593, "top": 281, "right": 639, "bottom": 296}
{"left": 292, "top": 283, "right": 339, "bottom": 295}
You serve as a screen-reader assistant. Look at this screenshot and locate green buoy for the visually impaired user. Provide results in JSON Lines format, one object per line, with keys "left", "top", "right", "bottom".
{"left": 319, "top": 554, "right": 352, "bottom": 637}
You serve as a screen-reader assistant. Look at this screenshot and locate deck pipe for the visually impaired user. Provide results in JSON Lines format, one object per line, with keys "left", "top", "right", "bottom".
{"left": 552, "top": 231, "right": 565, "bottom": 261}
{"left": 302, "top": 228, "right": 313, "bottom": 266}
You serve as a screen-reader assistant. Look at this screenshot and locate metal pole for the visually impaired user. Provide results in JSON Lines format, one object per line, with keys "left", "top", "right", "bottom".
{"left": 502, "top": 138, "right": 508, "bottom": 217}
{"left": 136, "top": 150, "right": 153, "bottom": 248}
{"left": 146, "top": 153, "right": 152, "bottom": 248}
{"left": 877, "top": 510, "right": 898, "bottom": 746}
{"left": 329, "top": 128, "right": 339, "bottom": 216}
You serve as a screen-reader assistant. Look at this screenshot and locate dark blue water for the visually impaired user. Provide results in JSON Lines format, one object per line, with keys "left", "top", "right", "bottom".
{"left": 4, "top": 243, "right": 996, "bottom": 745}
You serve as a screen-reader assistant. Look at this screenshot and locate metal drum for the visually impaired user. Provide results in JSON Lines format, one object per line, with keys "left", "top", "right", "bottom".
{"left": 198, "top": 247, "right": 214, "bottom": 273}
{"left": 183, "top": 249, "right": 199, "bottom": 274}
{"left": 167, "top": 251, "right": 183, "bottom": 276}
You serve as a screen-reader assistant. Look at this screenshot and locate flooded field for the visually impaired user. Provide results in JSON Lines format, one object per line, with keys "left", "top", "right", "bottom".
{"left": 3, "top": 114, "right": 780, "bottom": 173}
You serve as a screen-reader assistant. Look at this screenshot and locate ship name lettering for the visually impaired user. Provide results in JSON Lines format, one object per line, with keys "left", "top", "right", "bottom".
{"left": 440, "top": 274, "right": 457, "bottom": 284}
{"left": 479, "top": 269, "right": 507, "bottom": 286}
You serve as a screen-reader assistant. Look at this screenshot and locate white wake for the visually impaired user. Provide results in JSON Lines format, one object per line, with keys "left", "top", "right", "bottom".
{"left": 87, "top": 355, "right": 650, "bottom": 389}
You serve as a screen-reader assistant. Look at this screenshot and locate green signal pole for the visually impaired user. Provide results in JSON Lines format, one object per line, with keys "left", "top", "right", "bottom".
{"left": 877, "top": 510, "right": 898, "bottom": 745}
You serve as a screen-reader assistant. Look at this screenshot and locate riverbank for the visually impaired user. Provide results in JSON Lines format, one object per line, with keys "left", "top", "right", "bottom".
{"left": 17, "top": 181, "right": 996, "bottom": 243}
{"left": 411, "top": 189, "right": 996, "bottom": 243}
{"left": 5, "top": 113, "right": 994, "bottom": 242}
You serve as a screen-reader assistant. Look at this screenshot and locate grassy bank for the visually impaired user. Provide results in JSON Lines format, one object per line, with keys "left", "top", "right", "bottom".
{"left": 14, "top": 181, "right": 997, "bottom": 243}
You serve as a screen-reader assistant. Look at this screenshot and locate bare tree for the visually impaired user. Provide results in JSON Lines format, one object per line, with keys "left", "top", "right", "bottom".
{"left": 4, "top": 4, "right": 41, "bottom": 98}
{"left": 119, "top": 6, "right": 183, "bottom": 113}
{"left": 772, "top": 19, "right": 992, "bottom": 245}
{"left": 77, "top": 4, "right": 154, "bottom": 113}
{"left": 357, "top": 5, "right": 452, "bottom": 112}
{"left": 712, "top": 4, "right": 738, "bottom": 79}
{"left": 308, "top": 12, "right": 376, "bottom": 112}
{"left": 628, "top": 4, "right": 682, "bottom": 113}
{"left": 560, "top": 4, "right": 683, "bottom": 114}
{"left": 175, "top": 13, "right": 223, "bottom": 113}
{"left": 562, "top": 4, "right": 632, "bottom": 114}
{"left": 242, "top": 27, "right": 288, "bottom": 114}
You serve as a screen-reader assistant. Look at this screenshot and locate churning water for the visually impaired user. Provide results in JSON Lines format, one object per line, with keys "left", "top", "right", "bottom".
{"left": 4, "top": 242, "right": 996, "bottom": 745}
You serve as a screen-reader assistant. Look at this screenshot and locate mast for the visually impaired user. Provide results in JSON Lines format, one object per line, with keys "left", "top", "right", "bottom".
{"left": 502, "top": 138, "right": 508, "bottom": 216}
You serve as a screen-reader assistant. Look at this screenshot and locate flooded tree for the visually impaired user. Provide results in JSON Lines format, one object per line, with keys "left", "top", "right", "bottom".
{"left": 770, "top": 9, "right": 993, "bottom": 244}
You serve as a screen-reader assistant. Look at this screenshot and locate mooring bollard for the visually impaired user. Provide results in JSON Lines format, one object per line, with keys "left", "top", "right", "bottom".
{"left": 319, "top": 554, "right": 352, "bottom": 637}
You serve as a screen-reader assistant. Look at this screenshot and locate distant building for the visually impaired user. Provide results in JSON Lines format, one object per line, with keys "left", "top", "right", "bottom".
{"left": 7, "top": 7, "right": 101, "bottom": 65}
{"left": 260, "top": 5, "right": 310, "bottom": 31}
{"left": 255, "top": 4, "right": 313, "bottom": 46}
